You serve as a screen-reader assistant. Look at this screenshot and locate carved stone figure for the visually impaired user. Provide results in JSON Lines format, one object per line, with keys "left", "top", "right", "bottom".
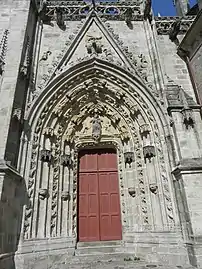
{"left": 85, "top": 33, "right": 103, "bottom": 54}
{"left": 91, "top": 112, "right": 102, "bottom": 141}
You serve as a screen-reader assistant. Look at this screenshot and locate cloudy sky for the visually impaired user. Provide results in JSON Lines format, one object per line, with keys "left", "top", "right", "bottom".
{"left": 152, "top": 0, "right": 197, "bottom": 16}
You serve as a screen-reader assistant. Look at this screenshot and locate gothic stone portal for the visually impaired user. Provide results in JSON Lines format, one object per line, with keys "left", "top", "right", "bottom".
{"left": 78, "top": 148, "right": 122, "bottom": 242}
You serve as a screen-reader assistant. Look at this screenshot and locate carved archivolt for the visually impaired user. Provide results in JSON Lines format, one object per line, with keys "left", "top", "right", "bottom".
{"left": 21, "top": 62, "right": 175, "bottom": 239}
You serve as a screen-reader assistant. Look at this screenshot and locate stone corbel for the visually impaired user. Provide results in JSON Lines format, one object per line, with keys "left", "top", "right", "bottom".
{"left": 124, "top": 152, "right": 135, "bottom": 167}
{"left": 143, "top": 145, "right": 155, "bottom": 162}
{"left": 128, "top": 187, "right": 136, "bottom": 197}
{"left": 61, "top": 154, "right": 72, "bottom": 167}
{"left": 149, "top": 183, "right": 158, "bottom": 194}
{"left": 38, "top": 188, "right": 49, "bottom": 200}
{"left": 181, "top": 108, "right": 194, "bottom": 129}
{"left": 40, "top": 149, "right": 52, "bottom": 163}
{"left": 139, "top": 124, "right": 150, "bottom": 138}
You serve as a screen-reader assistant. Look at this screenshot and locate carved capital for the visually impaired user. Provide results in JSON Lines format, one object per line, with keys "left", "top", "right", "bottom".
{"left": 181, "top": 108, "right": 194, "bottom": 129}
{"left": 61, "top": 154, "right": 72, "bottom": 167}
{"left": 40, "top": 149, "right": 52, "bottom": 163}
{"left": 143, "top": 145, "right": 155, "bottom": 161}
{"left": 124, "top": 152, "right": 135, "bottom": 167}
{"left": 38, "top": 188, "right": 48, "bottom": 200}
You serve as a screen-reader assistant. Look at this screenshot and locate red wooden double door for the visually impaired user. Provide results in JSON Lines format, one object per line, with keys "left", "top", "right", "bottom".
{"left": 78, "top": 149, "right": 122, "bottom": 242}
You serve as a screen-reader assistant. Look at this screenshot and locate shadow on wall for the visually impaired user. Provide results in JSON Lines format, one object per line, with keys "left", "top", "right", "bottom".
{"left": 0, "top": 172, "right": 28, "bottom": 269}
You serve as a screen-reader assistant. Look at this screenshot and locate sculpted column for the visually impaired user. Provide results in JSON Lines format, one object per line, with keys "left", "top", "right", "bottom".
{"left": 37, "top": 138, "right": 51, "bottom": 238}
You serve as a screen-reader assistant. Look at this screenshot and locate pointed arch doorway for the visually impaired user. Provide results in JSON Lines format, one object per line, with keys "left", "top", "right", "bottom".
{"left": 77, "top": 148, "right": 122, "bottom": 242}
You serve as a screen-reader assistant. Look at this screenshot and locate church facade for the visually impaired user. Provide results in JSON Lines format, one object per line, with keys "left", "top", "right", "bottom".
{"left": 0, "top": 0, "right": 202, "bottom": 268}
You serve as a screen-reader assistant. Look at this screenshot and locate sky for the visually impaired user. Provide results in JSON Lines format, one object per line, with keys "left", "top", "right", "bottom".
{"left": 152, "top": 0, "right": 197, "bottom": 16}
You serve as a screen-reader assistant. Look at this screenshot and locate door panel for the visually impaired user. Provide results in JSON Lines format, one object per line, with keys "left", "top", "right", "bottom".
{"left": 78, "top": 172, "right": 100, "bottom": 241}
{"left": 78, "top": 149, "right": 122, "bottom": 242}
{"left": 99, "top": 172, "right": 122, "bottom": 241}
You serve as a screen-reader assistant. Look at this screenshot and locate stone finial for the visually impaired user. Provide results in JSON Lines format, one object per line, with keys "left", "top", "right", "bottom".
{"left": 143, "top": 145, "right": 155, "bottom": 161}
{"left": 61, "top": 154, "right": 71, "bottom": 167}
{"left": 40, "top": 149, "right": 52, "bottom": 163}
{"left": 124, "top": 152, "right": 135, "bottom": 167}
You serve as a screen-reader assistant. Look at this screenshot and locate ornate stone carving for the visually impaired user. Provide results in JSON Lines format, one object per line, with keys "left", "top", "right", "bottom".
{"left": 38, "top": 188, "right": 48, "bottom": 200}
{"left": 51, "top": 124, "right": 63, "bottom": 236}
{"left": 139, "top": 124, "right": 150, "bottom": 138}
{"left": 20, "top": 36, "right": 31, "bottom": 78}
{"left": 61, "top": 191, "right": 70, "bottom": 201}
{"left": 149, "top": 184, "right": 158, "bottom": 194}
{"left": 12, "top": 108, "right": 22, "bottom": 122}
{"left": 0, "top": 29, "right": 9, "bottom": 75}
{"left": 143, "top": 0, "right": 152, "bottom": 22}
{"left": 91, "top": 112, "right": 102, "bottom": 141}
{"left": 61, "top": 154, "right": 71, "bottom": 167}
{"left": 85, "top": 33, "right": 103, "bottom": 54}
{"left": 124, "top": 152, "right": 135, "bottom": 167}
{"left": 169, "top": 19, "right": 181, "bottom": 42}
{"left": 181, "top": 108, "right": 194, "bottom": 129}
{"left": 43, "top": 127, "right": 56, "bottom": 137}
{"left": 55, "top": 7, "right": 66, "bottom": 30}
{"left": 40, "top": 50, "right": 52, "bottom": 62}
{"left": 155, "top": 16, "right": 194, "bottom": 35}
{"left": 128, "top": 187, "right": 136, "bottom": 197}
{"left": 143, "top": 145, "right": 155, "bottom": 161}
{"left": 40, "top": 149, "right": 52, "bottom": 163}
{"left": 124, "top": 8, "right": 133, "bottom": 28}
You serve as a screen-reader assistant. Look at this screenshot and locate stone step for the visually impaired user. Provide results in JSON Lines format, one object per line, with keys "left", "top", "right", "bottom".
{"left": 75, "top": 245, "right": 123, "bottom": 256}
{"left": 77, "top": 240, "right": 122, "bottom": 248}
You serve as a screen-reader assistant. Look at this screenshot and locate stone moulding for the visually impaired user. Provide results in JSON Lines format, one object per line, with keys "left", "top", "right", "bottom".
{"left": 172, "top": 158, "right": 202, "bottom": 176}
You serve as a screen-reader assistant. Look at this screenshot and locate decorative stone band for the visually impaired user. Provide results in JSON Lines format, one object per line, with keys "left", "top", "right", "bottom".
{"left": 172, "top": 158, "right": 202, "bottom": 177}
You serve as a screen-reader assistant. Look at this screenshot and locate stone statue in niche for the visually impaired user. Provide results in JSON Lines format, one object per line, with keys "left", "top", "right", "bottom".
{"left": 91, "top": 111, "right": 102, "bottom": 141}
